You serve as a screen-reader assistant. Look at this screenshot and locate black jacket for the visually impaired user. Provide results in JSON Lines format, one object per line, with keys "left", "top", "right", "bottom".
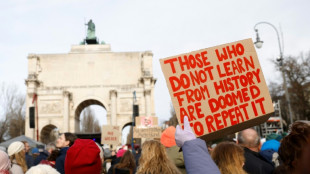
{"left": 243, "top": 147, "right": 274, "bottom": 174}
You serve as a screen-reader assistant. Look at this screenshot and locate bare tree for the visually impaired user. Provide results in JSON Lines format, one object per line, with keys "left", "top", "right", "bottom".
{"left": 168, "top": 104, "right": 178, "bottom": 127}
{"left": 0, "top": 83, "right": 25, "bottom": 142}
{"left": 80, "top": 107, "right": 101, "bottom": 133}
{"left": 272, "top": 51, "right": 310, "bottom": 122}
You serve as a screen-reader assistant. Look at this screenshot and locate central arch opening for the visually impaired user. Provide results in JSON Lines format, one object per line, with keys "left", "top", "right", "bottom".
{"left": 75, "top": 99, "right": 107, "bottom": 133}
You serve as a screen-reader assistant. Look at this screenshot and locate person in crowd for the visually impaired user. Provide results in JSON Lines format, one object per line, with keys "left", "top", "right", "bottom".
{"left": 160, "top": 126, "right": 186, "bottom": 174}
{"left": 134, "top": 148, "right": 141, "bottom": 168}
{"left": 22, "top": 141, "right": 34, "bottom": 169}
{"left": 0, "top": 150, "right": 11, "bottom": 174}
{"left": 55, "top": 132, "right": 77, "bottom": 174}
{"left": 136, "top": 140, "right": 181, "bottom": 174}
{"left": 211, "top": 142, "right": 247, "bottom": 174}
{"left": 108, "top": 150, "right": 136, "bottom": 174}
{"left": 237, "top": 128, "right": 274, "bottom": 174}
{"left": 175, "top": 116, "right": 220, "bottom": 174}
{"left": 65, "top": 139, "right": 101, "bottom": 174}
{"left": 40, "top": 149, "right": 59, "bottom": 168}
{"left": 259, "top": 139, "right": 280, "bottom": 167}
{"left": 95, "top": 142, "right": 105, "bottom": 173}
{"left": 26, "top": 164, "right": 59, "bottom": 174}
{"left": 34, "top": 143, "right": 56, "bottom": 165}
{"left": 111, "top": 146, "right": 127, "bottom": 166}
{"left": 8, "top": 141, "right": 27, "bottom": 174}
{"left": 275, "top": 122, "right": 310, "bottom": 174}
{"left": 31, "top": 148, "right": 40, "bottom": 162}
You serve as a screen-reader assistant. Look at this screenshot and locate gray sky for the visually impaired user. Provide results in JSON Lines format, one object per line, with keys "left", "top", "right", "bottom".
{"left": 1, "top": 0, "right": 310, "bottom": 129}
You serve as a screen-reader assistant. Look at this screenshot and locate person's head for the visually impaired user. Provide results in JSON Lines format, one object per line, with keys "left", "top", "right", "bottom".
{"left": 26, "top": 164, "right": 59, "bottom": 174}
{"left": 160, "top": 126, "right": 176, "bottom": 148}
{"left": 8, "top": 141, "right": 27, "bottom": 173}
{"left": 137, "top": 140, "right": 181, "bottom": 174}
{"left": 278, "top": 122, "right": 310, "bottom": 174}
{"left": 65, "top": 139, "right": 101, "bottom": 174}
{"left": 31, "top": 147, "right": 39, "bottom": 155}
{"left": 114, "top": 151, "right": 136, "bottom": 174}
{"left": 56, "top": 132, "right": 77, "bottom": 148}
{"left": 0, "top": 150, "right": 11, "bottom": 172}
{"left": 237, "top": 128, "right": 261, "bottom": 152}
{"left": 47, "top": 149, "right": 59, "bottom": 162}
{"left": 22, "top": 141, "right": 30, "bottom": 153}
{"left": 46, "top": 143, "right": 56, "bottom": 154}
{"left": 211, "top": 142, "right": 246, "bottom": 174}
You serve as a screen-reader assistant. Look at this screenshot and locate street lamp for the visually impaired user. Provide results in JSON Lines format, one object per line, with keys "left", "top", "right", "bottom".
{"left": 253, "top": 21, "right": 294, "bottom": 125}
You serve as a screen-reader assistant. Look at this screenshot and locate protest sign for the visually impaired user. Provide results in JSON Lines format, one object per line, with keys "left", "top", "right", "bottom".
{"left": 135, "top": 116, "right": 158, "bottom": 128}
{"left": 133, "top": 127, "right": 162, "bottom": 139}
{"left": 101, "top": 125, "right": 121, "bottom": 145}
{"left": 160, "top": 38, "right": 274, "bottom": 141}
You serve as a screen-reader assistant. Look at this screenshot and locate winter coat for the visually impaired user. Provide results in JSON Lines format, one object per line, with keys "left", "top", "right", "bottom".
{"left": 34, "top": 151, "right": 49, "bottom": 165}
{"left": 25, "top": 153, "right": 34, "bottom": 169}
{"left": 55, "top": 147, "right": 69, "bottom": 174}
{"left": 243, "top": 147, "right": 274, "bottom": 174}
{"left": 182, "top": 139, "right": 220, "bottom": 174}
{"left": 166, "top": 145, "right": 186, "bottom": 174}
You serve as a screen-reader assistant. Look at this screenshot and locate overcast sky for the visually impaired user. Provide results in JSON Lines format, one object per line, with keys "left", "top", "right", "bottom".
{"left": 1, "top": 0, "right": 310, "bottom": 130}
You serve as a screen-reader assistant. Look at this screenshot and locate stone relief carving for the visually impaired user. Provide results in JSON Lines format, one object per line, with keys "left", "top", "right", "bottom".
{"left": 120, "top": 99, "right": 131, "bottom": 112}
{"left": 40, "top": 101, "right": 62, "bottom": 114}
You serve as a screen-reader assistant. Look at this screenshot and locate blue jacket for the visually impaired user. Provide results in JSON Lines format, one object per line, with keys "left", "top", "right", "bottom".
{"left": 182, "top": 139, "right": 220, "bottom": 174}
{"left": 56, "top": 147, "right": 69, "bottom": 174}
{"left": 34, "top": 151, "right": 49, "bottom": 165}
{"left": 25, "top": 153, "right": 34, "bottom": 169}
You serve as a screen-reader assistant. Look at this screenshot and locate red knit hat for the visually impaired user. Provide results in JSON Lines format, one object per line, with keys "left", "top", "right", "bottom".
{"left": 65, "top": 139, "right": 101, "bottom": 174}
{"left": 160, "top": 126, "right": 177, "bottom": 148}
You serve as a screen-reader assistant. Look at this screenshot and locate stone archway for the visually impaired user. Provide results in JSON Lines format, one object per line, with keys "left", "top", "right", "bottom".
{"left": 75, "top": 99, "right": 106, "bottom": 132}
{"left": 40, "top": 124, "right": 58, "bottom": 144}
{"left": 25, "top": 44, "right": 156, "bottom": 141}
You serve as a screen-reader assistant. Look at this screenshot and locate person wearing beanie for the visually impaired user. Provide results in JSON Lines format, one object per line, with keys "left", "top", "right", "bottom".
{"left": 8, "top": 141, "right": 27, "bottom": 174}
{"left": 55, "top": 132, "right": 77, "bottom": 174}
{"left": 26, "top": 164, "right": 60, "bottom": 174}
{"left": 160, "top": 126, "right": 186, "bottom": 174}
{"left": 0, "top": 150, "right": 11, "bottom": 174}
{"left": 65, "top": 139, "right": 101, "bottom": 174}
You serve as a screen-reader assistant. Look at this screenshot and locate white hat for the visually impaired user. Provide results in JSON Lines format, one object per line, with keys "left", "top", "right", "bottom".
{"left": 8, "top": 141, "right": 24, "bottom": 156}
{"left": 26, "top": 164, "right": 60, "bottom": 174}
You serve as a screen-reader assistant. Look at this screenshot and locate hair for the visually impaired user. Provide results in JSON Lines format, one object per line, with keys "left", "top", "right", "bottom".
{"left": 10, "top": 150, "right": 27, "bottom": 173}
{"left": 136, "top": 140, "right": 181, "bottom": 174}
{"left": 113, "top": 151, "right": 136, "bottom": 174}
{"left": 211, "top": 142, "right": 247, "bottom": 174}
{"left": 63, "top": 132, "right": 77, "bottom": 147}
{"left": 46, "top": 143, "right": 56, "bottom": 151}
{"left": 237, "top": 128, "right": 260, "bottom": 148}
{"left": 47, "top": 149, "right": 60, "bottom": 161}
{"left": 278, "top": 122, "right": 310, "bottom": 173}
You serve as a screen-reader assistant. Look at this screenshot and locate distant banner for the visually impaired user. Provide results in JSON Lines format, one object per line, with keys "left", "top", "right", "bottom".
{"left": 133, "top": 127, "right": 162, "bottom": 138}
{"left": 160, "top": 38, "right": 274, "bottom": 141}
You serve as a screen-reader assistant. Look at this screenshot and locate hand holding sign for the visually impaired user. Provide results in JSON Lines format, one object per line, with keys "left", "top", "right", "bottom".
{"left": 175, "top": 116, "right": 196, "bottom": 147}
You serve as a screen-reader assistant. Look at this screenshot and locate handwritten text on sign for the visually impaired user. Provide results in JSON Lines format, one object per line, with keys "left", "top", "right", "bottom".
{"left": 160, "top": 39, "right": 273, "bottom": 137}
{"left": 101, "top": 126, "right": 121, "bottom": 145}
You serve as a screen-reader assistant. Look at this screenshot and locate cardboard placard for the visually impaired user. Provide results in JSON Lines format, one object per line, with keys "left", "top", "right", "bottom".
{"left": 135, "top": 116, "right": 158, "bottom": 128}
{"left": 101, "top": 125, "right": 121, "bottom": 145}
{"left": 133, "top": 127, "right": 162, "bottom": 138}
{"left": 160, "top": 38, "right": 274, "bottom": 141}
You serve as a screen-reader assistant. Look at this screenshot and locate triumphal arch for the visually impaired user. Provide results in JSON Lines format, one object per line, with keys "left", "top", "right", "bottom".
{"left": 25, "top": 43, "right": 156, "bottom": 143}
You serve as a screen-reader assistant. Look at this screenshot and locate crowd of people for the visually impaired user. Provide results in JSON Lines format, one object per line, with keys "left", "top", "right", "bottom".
{"left": 0, "top": 116, "right": 309, "bottom": 174}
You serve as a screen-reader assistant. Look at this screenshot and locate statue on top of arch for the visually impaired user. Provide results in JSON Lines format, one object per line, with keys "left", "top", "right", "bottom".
{"left": 85, "top": 19, "right": 96, "bottom": 40}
